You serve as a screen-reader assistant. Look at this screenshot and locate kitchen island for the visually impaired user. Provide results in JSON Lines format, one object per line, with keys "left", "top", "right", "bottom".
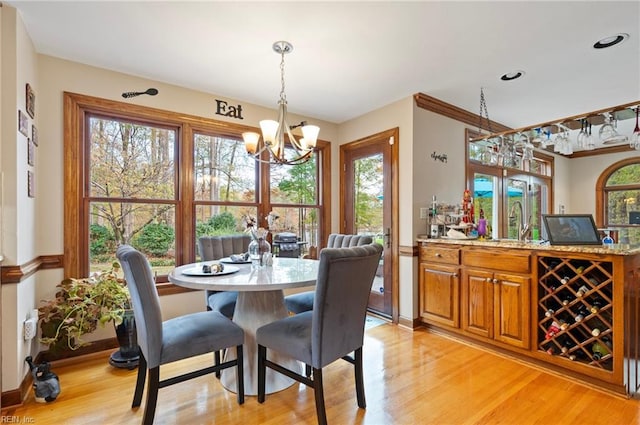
{"left": 417, "top": 236, "right": 640, "bottom": 397}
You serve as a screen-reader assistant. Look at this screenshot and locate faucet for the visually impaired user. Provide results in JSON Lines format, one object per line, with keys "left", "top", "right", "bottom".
{"left": 509, "top": 200, "right": 532, "bottom": 241}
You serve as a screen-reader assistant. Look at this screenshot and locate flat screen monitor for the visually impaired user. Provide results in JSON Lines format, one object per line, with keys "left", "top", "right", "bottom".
{"left": 542, "top": 214, "right": 602, "bottom": 246}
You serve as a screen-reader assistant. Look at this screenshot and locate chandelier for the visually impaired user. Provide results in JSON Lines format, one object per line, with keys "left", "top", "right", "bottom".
{"left": 242, "top": 41, "right": 319, "bottom": 165}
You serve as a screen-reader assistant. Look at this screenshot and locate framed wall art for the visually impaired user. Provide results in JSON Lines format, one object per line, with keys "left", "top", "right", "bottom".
{"left": 28, "top": 170, "right": 35, "bottom": 198}
{"left": 18, "top": 110, "right": 29, "bottom": 136}
{"left": 32, "top": 125, "right": 38, "bottom": 146}
{"left": 28, "top": 138, "right": 35, "bottom": 166}
{"left": 26, "top": 83, "right": 35, "bottom": 118}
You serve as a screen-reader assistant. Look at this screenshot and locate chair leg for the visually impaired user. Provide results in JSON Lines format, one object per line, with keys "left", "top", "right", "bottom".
{"left": 354, "top": 347, "right": 366, "bottom": 408}
{"left": 142, "top": 366, "right": 160, "bottom": 425}
{"left": 214, "top": 350, "right": 222, "bottom": 379}
{"left": 305, "top": 363, "right": 312, "bottom": 377}
{"left": 312, "top": 367, "right": 327, "bottom": 425}
{"left": 257, "top": 344, "right": 266, "bottom": 403}
{"left": 235, "top": 345, "right": 244, "bottom": 405}
{"left": 132, "top": 353, "right": 147, "bottom": 408}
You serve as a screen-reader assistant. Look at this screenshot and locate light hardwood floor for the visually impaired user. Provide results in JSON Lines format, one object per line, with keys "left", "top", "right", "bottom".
{"left": 5, "top": 322, "right": 640, "bottom": 424}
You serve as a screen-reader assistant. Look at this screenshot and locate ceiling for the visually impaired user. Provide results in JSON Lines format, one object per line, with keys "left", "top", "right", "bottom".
{"left": 6, "top": 1, "right": 640, "bottom": 130}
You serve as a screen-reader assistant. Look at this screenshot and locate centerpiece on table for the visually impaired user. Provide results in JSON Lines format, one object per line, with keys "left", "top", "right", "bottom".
{"left": 244, "top": 212, "right": 278, "bottom": 268}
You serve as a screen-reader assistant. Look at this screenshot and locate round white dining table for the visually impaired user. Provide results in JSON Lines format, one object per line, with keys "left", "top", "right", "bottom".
{"left": 168, "top": 257, "right": 319, "bottom": 396}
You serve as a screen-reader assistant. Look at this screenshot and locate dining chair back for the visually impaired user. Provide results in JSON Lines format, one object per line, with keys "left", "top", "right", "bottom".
{"left": 199, "top": 234, "right": 251, "bottom": 318}
{"left": 116, "top": 245, "right": 245, "bottom": 425}
{"left": 284, "top": 233, "right": 374, "bottom": 314}
{"left": 256, "top": 243, "right": 383, "bottom": 425}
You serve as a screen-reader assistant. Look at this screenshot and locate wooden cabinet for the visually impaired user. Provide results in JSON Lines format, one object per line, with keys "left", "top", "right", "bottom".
{"left": 417, "top": 238, "right": 640, "bottom": 396}
{"left": 419, "top": 245, "right": 460, "bottom": 328}
{"left": 461, "top": 249, "right": 531, "bottom": 349}
{"left": 461, "top": 268, "right": 530, "bottom": 349}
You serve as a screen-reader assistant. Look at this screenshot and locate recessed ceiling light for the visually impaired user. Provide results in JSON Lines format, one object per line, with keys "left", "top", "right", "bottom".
{"left": 500, "top": 71, "right": 525, "bottom": 81}
{"left": 593, "top": 33, "right": 629, "bottom": 49}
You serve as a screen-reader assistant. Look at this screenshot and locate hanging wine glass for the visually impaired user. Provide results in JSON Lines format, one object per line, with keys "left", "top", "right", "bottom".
{"left": 576, "top": 119, "right": 587, "bottom": 149}
{"left": 599, "top": 112, "right": 629, "bottom": 144}
{"left": 631, "top": 107, "right": 640, "bottom": 150}
{"left": 585, "top": 121, "right": 596, "bottom": 150}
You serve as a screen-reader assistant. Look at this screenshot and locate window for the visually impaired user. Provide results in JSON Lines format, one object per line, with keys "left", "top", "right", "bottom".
{"left": 466, "top": 129, "right": 553, "bottom": 239}
{"left": 64, "top": 93, "right": 330, "bottom": 292}
{"left": 596, "top": 158, "right": 640, "bottom": 244}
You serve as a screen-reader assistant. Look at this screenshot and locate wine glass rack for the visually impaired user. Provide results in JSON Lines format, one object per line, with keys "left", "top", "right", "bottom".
{"left": 537, "top": 256, "right": 613, "bottom": 371}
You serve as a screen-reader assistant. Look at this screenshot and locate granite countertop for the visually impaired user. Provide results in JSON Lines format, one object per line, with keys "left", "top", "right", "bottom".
{"left": 416, "top": 235, "right": 640, "bottom": 256}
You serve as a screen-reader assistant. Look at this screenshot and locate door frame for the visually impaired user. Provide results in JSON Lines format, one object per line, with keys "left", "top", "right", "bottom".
{"left": 339, "top": 128, "right": 399, "bottom": 323}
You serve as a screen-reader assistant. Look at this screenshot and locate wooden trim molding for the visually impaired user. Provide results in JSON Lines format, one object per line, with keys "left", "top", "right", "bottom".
{"left": 0, "top": 255, "right": 63, "bottom": 284}
{"left": 595, "top": 156, "right": 640, "bottom": 226}
{"left": 414, "top": 92, "right": 511, "bottom": 134}
{"left": 399, "top": 244, "right": 418, "bottom": 257}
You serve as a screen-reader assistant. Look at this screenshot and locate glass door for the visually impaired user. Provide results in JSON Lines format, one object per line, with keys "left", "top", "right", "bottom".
{"left": 342, "top": 129, "right": 397, "bottom": 319}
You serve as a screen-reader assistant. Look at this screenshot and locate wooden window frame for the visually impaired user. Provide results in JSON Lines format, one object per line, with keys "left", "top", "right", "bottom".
{"left": 64, "top": 92, "right": 330, "bottom": 295}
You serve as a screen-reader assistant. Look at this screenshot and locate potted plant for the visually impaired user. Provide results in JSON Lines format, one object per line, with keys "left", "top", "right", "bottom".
{"left": 38, "top": 261, "right": 139, "bottom": 368}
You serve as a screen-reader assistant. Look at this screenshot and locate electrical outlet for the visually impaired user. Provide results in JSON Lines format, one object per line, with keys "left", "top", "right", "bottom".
{"left": 24, "top": 317, "right": 37, "bottom": 340}
{"left": 420, "top": 207, "right": 429, "bottom": 219}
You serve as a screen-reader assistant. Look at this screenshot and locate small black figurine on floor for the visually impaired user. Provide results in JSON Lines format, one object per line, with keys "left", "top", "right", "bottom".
{"left": 25, "top": 356, "right": 60, "bottom": 402}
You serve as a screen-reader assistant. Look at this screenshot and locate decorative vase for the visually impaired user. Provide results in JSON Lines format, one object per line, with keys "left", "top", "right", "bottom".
{"left": 109, "top": 309, "right": 140, "bottom": 369}
{"left": 248, "top": 237, "right": 271, "bottom": 269}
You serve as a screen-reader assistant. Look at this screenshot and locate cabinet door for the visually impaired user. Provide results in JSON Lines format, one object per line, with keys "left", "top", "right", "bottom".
{"left": 462, "top": 269, "right": 494, "bottom": 338}
{"left": 494, "top": 272, "right": 530, "bottom": 349}
{"left": 419, "top": 263, "right": 459, "bottom": 328}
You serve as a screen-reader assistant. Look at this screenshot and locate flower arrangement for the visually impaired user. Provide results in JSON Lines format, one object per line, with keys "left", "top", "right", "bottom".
{"left": 244, "top": 214, "right": 269, "bottom": 240}
{"left": 38, "top": 262, "right": 131, "bottom": 350}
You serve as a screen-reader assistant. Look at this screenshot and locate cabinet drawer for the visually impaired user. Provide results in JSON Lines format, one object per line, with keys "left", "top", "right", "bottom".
{"left": 462, "top": 249, "right": 530, "bottom": 274}
{"left": 420, "top": 245, "right": 460, "bottom": 265}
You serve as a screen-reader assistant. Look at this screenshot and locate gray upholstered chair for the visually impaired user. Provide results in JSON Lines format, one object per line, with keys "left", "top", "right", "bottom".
{"left": 116, "top": 245, "right": 245, "bottom": 425}
{"left": 256, "top": 243, "right": 383, "bottom": 425}
{"left": 284, "top": 233, "right": 373, "bottom": 314}
{"left": 199, "top": 234, "right": 251, "bottom": 318}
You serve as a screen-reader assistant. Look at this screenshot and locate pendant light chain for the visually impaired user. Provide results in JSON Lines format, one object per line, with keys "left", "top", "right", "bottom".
{"left": 478, "top": 87, "right": 492, "bottom": 134}
{"left": 279, "top": 48, "right": 287, "bottom": 104}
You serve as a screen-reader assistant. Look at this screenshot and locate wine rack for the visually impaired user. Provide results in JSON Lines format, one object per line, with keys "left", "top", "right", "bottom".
{"left": 537, "top": 256, "right": 613, "bottom": 371}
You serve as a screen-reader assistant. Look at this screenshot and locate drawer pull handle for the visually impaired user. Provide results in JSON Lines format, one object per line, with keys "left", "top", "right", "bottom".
{"left": 493, "top": 278, "right": 498, "bottom": 284}
{"left": 453, "top": 273, "right": 458, "bottom": 278}
{"left": 486, "top": 277, "right": 492, "bottom": 282}
{"left": 435, "top": 253, "right": 442, "bottom": 257}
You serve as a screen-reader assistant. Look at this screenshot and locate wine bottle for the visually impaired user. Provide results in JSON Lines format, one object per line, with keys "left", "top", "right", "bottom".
{"left": 592, "top": 340, "right": 610, "bottom": 360}
{"left": 589, "top": 296, "right": 605, "bottom": 314}
{"left": 545, "top": 322, "right": 561, "bottom": 340}
{"left": 560, "top": 275, "right": 571, "bottom": 285}
{"left": 560, "top": 335, "right": 575, "bottom": 354}
{"left": 543, "top": 297, "right": 561, "bottom": 318}
{"left": 587, "top": 316, "right": 609, "bottom": 337}
{"left": 576, "top": 285, "right": 589, "bottom": 297}
{"left": 574, "top": 306, "right": 589, "bottom": 323}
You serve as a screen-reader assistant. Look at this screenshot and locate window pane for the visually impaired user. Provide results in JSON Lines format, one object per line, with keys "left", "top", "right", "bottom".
{"left": 194, "top": 134, "right": 257, "bottom": 202}
{"left": 606, "top": 164, "right": 640, "bottom": 186}
{"left": 606, "top": 189, "right": 640, "bottom": 225}
{"left": 269, "top": 152, "right": 317, "bottom": 205}
{"left": 89, "top": 202, "right": 175, "bottom": 274}
{"left": 268, "top": 206, "right": 320, "bottom": 253}
{"left": 194, "top": 205, "right": 257, "bottom": 261}
{"left": 473, "top": 173, "right": 498, "bottom": 238}
{"left": 89, "top": 116, "right": 175, "bottom": 199}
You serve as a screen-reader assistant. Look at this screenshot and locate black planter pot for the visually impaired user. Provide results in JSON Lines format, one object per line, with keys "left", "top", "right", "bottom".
{"left": 109, "top": 309, "right": 140, "bottom": 369}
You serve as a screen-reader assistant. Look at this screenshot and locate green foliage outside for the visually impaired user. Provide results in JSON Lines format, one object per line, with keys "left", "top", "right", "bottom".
{"left": 134, "top": 222, "right": 175, "bottom": 256}
{"left": 89, "top": 224, "right": 113, "bottom": 257}
{"left": 208, "top": 211, "right": 237, "bottom": 232}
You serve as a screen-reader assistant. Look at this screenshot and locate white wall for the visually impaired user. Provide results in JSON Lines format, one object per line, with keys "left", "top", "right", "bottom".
{"left": 336, "top": 97, "right": 416, "bottom": 321}
{"left": 0, "top": 5, "right": 40, "bottom": 392}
